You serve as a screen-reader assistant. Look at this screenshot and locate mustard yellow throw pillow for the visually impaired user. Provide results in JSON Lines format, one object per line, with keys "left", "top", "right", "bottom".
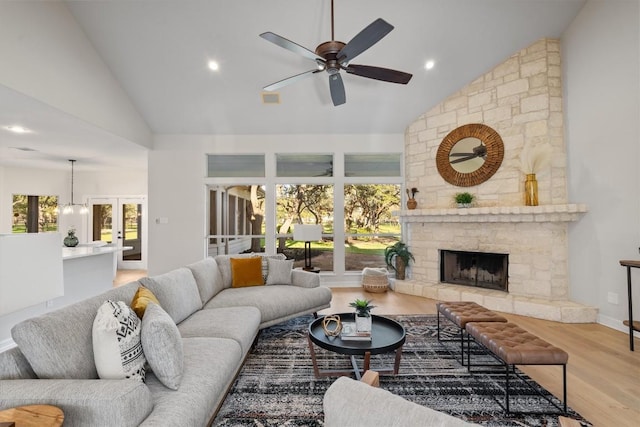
{"left": 131, "top": 285, "right": 161, "bottom": 318}
{"left": 230, "top": 257, "right": 264, "bottom": 288}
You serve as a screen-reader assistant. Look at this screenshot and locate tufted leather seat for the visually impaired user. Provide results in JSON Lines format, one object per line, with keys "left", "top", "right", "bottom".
{"left": 437, "top": 301, "right": 508, "bottom": 329}
{"left": 465, "top": 321, "right": 569, "bottom": 414}
{"left": 465, "top": 322, "right": 568, "bottom": 365}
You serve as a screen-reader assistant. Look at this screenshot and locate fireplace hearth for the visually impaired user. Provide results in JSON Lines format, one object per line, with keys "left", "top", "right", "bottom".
{"left": 440, "top": 250, "right": 508, "bottom": 292}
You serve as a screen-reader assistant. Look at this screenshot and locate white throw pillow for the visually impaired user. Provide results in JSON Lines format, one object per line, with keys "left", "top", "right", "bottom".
{"left": 141, "top": 302, "right": 184, "bottom": 390}
{"left": 266, "top": 258, "right": 294, "bottom": 285}
{"left": 92, "top": 300, "right": 146, "bottom": 381}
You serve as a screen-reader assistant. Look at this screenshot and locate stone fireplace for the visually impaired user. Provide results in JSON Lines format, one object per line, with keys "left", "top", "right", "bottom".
{"left": 398, "top": 39, "right": 597, "bottom": 323}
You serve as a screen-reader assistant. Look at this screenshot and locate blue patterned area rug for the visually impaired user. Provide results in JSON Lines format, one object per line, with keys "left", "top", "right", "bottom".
{"left": 213, "top": 314, "right": 591, "bottom": 426}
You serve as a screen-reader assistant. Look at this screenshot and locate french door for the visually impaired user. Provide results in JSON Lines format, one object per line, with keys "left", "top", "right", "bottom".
{"left": 88, "top": 197, "right": 147, "bottom": 270}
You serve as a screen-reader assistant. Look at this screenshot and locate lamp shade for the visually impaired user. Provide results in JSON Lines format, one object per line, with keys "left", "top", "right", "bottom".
{"left": 293, "top": 224, "right": 322, "bottom": 242}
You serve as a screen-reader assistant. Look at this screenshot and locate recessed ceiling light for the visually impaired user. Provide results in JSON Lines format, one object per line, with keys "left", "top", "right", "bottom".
{"left": 208, "top": 60, "right": 219, "bottom": 71}
{"left": 5, "top": 125, "right": 31, "bottom": 134}
{"left": 425, "top": 60, "right": 435, "bottom": 70}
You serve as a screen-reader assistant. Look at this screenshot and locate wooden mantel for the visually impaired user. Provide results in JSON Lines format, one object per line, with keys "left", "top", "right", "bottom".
{"left": 396, "top": 204, "right": 588, "bottom": 223}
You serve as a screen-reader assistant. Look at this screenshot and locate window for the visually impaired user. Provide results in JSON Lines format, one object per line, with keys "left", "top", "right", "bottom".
{"left": 344, "top": 184, "right": 401, "bottom": 271}
{"left": 345, "top": 153, "right": 402, "bottom": 177}
{"left": 12, "top": 194, "right": 58, "bottom": 233}
{"left": 207, "top": 155, "right": 265, "bottom": 177}
{"left": 276, "top": 184, "right": 334, "bottom": 270}
{"left": 276, "top": 154, "right": 333, "bottom": 177}
{"left": 208, "top": 185, "right": 265, "bottom": 255}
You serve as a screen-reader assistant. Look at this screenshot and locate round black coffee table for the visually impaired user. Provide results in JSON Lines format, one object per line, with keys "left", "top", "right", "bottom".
{"left": 307, "top": 313, "right": 406, "bottom": 379}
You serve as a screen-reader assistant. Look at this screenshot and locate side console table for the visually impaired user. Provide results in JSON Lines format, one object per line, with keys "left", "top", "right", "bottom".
{"left": 619, "top": 260, "right": 640, "bottom": 351}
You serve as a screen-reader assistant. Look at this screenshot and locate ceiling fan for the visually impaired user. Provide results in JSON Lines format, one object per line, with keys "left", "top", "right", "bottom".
{"left": 449, "top": 144, "right": 487, "bottom": 164}
{"left": 259, "top": 0, "right": 412, "bottom": 106}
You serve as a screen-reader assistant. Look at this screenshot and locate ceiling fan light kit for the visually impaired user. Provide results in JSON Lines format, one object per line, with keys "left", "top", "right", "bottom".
{"left": 260, "top": 0, "right": 412, "bottom": 106}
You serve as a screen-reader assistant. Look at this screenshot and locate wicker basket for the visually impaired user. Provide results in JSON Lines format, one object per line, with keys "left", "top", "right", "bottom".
{"left": 362, "top": 273, "right": 389, "bottom": 293}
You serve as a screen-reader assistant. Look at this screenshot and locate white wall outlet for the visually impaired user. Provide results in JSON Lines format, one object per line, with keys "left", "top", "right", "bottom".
{"left": 607, "top": 292, "right": 619, "bottom": 305}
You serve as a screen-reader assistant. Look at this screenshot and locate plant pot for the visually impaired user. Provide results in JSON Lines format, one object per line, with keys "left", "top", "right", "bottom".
{"left": 355, "top": 315, "right": 372, "bottom": 333}
{"left": 395, "top": 257, "right": 406, "bottom": 280}
{"left": 457, "top": 203, "right": 471, "bottom": 208}
{"left": 406, "top": 199, "right": 417, "bottom": 210}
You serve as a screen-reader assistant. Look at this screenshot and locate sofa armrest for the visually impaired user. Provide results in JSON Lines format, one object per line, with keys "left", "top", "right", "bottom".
{"left": 323, "top": 376, "right": 480, "bottom": 427}
{"left": 290, "top": 269, "right": 320, "bottom": 288}
{"left": 0, "top": 379, "right": 153, "bottom": 427}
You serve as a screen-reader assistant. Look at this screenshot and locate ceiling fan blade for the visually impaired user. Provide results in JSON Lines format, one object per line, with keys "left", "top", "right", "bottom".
{"left": 264, "top": 69, "right": 322, "bottom": 91}
{"left": 329, "top": 73, "right": 346, "bottom": 106}
{"left": 337, "top": 18, "right": 393, "bottom": 64}
{"left": 344, "top": 64, "right": 412, "bottom": 84}
{"left": 260, "top": 32, "right": 324, "bottom": 62}
{"left": 450, "top": 155, "right": 479, "bottom": 164}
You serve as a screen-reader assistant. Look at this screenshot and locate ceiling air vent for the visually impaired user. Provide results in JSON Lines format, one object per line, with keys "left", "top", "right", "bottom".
{"left": 261, "top": 92, "right": 280, "bottom": 105}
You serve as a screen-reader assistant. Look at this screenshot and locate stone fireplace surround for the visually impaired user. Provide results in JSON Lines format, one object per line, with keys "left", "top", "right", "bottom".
{"left": 394, "top": 205, "right": 597, "bottom": 323}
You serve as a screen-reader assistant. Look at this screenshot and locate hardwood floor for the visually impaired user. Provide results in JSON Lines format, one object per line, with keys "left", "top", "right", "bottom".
{"left": 114, "top": 271, "right": 639, "bottom": 426}
{"left": 322, "top": 288, "right": 640, "bottom": 427}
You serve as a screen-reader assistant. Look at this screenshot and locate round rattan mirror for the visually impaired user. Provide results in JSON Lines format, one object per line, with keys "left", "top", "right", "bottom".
{"left": 436, "top": 123, "right": 504, "bottom": 187}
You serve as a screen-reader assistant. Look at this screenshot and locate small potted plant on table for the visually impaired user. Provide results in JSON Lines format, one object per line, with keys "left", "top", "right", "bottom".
{"left": 349, "top": 298, "right": 376, "bottom": 332}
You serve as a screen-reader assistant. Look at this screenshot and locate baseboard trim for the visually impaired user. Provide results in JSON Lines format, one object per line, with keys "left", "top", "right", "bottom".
{"left": 598, "top": 313, "right": 640, "bottom": 338}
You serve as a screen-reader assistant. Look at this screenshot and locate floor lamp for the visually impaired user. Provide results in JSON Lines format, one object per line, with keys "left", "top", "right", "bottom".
{"left": 293, "top": 224, "right": 322, "bottom": 271}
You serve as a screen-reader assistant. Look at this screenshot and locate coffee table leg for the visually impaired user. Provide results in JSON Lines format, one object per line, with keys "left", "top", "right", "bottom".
{"left": 350, "top": 356, "right": 362, "bottom": 380}
{"left": 307, "top": 333, "right": 321, "bottom": 378}
{"left": 393, "top": 345, "right": 403, "bottom": 374}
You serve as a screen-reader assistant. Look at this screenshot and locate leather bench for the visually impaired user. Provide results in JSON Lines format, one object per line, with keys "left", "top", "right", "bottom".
{"left": 436, "top": 301, "right": 507, "bottom": 364}
{"left": 465, "top": 321, "right": 569, "bottom": 414}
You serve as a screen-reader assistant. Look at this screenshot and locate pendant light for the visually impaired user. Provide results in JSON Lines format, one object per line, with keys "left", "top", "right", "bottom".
{"left": 61, "top": 159, "right": 88, "bottom": 215}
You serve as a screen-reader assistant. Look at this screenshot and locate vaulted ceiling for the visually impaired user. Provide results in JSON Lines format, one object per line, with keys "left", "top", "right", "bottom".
{"left": 0, "top": 0, "right": 586, "bottom": 170}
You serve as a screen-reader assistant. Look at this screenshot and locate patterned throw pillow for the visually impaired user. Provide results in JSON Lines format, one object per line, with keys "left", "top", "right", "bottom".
{"left": 266, "top": 258, "right": 294, "bottom": 285}
{"left": 92, "top": 300, "right": 146, "bottom": 381}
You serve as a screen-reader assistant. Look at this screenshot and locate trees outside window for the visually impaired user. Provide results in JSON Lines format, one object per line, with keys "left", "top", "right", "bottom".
{"left": 12, "top": 194, "right": 58, "bottom": 233}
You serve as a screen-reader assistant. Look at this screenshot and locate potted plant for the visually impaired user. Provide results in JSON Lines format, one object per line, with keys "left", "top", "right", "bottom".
{"left": 406, "top": 187, "right": 419, "bottom": 210}
{"left": 384, "top": 241, "right": 414, "bottom": 280}
{"left": 349, "top": 298, "right": 376, "bottom": 332}
{"left": 454, "top": 192, "right": 474, "bottom": 208}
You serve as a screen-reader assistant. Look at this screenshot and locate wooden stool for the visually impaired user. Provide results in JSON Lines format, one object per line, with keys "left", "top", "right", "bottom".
{"left": 0, "top": 405, "right": 64, "bottom": 427}
{"left": 466, "top": 321, "right": 569, "bottom": 414}
{"left": 436, "top": 301, "right": 507, "bottom": 364}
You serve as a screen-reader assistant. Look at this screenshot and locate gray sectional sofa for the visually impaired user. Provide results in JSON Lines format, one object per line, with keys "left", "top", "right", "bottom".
{"left": 0, "top": 254, "right": 332, "bottom": 426}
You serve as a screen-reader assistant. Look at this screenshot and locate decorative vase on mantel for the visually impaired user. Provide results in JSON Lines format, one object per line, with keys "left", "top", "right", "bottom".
{"left": 63, "top": 229, "right": 79, "bottom": 247}
{"left": 406, "top": 199, "right": 418, "bottom": 210}
{"left": 406, "top": 187, "right": 419, "bottom": 210}
{"left": 524, "top": 173, "right": 539, "bottom": 206}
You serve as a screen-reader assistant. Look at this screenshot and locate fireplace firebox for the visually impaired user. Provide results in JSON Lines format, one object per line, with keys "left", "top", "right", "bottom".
{"left": 440, "top": 250, "right": 508, "bottom": 292}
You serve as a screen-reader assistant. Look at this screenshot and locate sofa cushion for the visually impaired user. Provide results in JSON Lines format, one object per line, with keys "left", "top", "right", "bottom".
{"left": 179, "top": 306, "right": 260, "bottom": 354}
{"left": 140, "top": 268, "right": 202, "bottom": 324}
{"left": 130, "top": 285, "right": 160, "bottom": 319}
{"left": 0, "top": 378, "right": 153, "bottom": 427}
{"left": 187, "top": 257, "right": 224, "bottom": 304}
{"left": 0, "top": 347, "right": 36, "bottom": 380}
{"left": 260, "top": 253, "right": 286, "bottom": 281}
{"left": 92, "top": 300, "right": 146, "bottom": 381}
{"left": 140, "top": 337, "right": 243, "bottom": 426}
{"left": 11, "top": 281, "right": 139, "bottom": 379}
{"left": 214, "top": 253, "right": 257, "bottom": 288}
{"left": 204, "top": 285, "right": 332, "bottom": 328}
{"left": 230, "top": 257, "right": 264, "bottom": 287}
{"left": 324, "top": 376, "right": 480, "bottom": 427}
{"left": 265, "top": 258, "right": 293, "bottom": 285}
{"left": 141, "top": 302, "right": 183, "bottom": 390}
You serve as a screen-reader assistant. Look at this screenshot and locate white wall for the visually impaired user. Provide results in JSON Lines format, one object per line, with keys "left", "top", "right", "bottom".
{"left": 0, "top": 166, "right": 147, "bottom": 243}
{"left": 0, "top": 1, "right": 151, "bottom": 148}
{"left": 148, "top": 134, "right": 404, "bottom": 276}
{"left": 564, "top": 0, "right": 640, "bottom": 329}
